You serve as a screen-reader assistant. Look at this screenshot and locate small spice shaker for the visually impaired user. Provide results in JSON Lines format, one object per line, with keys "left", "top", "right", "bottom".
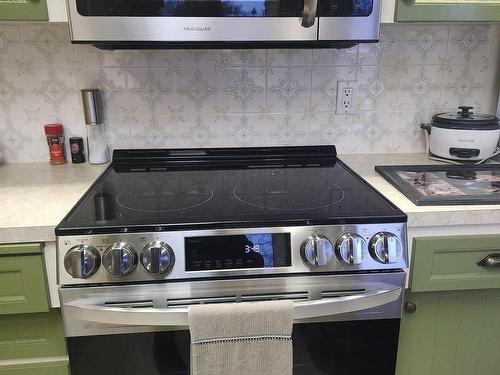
{"left": 81, "top": 89, "right": 110, "bottom": 165}
{"left": 44, "top": 124, "right": 67, "bottom": 165}
{"left": 69, "top": 137, "right": 86, "bottom": 164}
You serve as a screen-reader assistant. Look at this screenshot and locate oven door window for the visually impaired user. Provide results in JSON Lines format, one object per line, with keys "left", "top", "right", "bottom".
{"left": 67, "top": 319, "right": 399, "bottom": 375}
{"left": 76, "top": 0, "right": 304, "bottom": 17}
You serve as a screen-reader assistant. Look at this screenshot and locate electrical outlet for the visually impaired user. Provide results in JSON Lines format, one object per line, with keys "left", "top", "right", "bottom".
{"left": 336, "top": 81, "right": 356, "bottom": 115}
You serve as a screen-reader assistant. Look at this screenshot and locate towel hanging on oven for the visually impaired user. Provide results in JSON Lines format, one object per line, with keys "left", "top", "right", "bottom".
{"left": 188, "top": 300, "right": 294, "bottom": 375}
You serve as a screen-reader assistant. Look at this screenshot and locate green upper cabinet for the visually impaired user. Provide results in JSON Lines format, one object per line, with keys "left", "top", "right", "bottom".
{"left": 395, "top": 0, "right": 500, "bottom": 21}
{"left": 0, "top": 0, "right": 48, "bottom": 21}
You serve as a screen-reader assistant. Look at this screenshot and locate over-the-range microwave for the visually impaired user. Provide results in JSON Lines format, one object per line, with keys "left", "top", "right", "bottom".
{"left": 66, "top": 0, "right": 381, "bottom": 49}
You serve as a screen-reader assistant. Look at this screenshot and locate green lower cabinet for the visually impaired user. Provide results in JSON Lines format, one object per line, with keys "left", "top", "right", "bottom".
{"left": 396, "top": 289, "right": 500, "bottom": 375}
{"left": 0, "top": 0, "right": 48, "bottom": 21}
{"left": 0, "top": 309, "right": 69, "bottom": 375}
{"left": 0, "top": 309, "right": 66, "bottom": 360}
{"left": 0, "top": 361, "right": 69, "bottom": 375}
{"left": 0, "top": 244, "right": 49, "bottom": 315}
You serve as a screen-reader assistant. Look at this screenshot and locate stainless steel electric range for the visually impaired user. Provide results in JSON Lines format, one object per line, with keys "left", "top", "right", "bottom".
{"left": 56, "top": 146, "right": 407, "bottom": 375}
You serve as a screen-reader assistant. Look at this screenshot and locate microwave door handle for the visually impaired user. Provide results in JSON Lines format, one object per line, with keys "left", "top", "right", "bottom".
{"left": 302, "top": 0, "right": 318, "bottom": 28}
{"left": 63, "top": 287, "right": 402, "bottom": 327}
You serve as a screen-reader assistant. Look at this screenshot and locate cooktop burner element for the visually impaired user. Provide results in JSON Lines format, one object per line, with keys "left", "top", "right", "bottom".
{"left": 116, "top": 187, "right": 214, "bottom": 213}
{"left": 233, "top": 171, "right": 345, "bottom": 211}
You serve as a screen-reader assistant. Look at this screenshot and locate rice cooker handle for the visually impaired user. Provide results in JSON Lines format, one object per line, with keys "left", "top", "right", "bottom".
{"left": 458, "top": 106, "right": 474, "bottom": 117}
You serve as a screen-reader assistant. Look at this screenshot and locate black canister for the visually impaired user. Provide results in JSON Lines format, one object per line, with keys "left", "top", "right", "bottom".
{"left": 69, "top": 137, "right": 86, "bottom": 164}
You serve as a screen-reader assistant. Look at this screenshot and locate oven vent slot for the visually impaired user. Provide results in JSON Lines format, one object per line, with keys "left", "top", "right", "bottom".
{"left": 321, "top": 289, "right": 365, "bottom": 298}
{"left": 129, "top": 168, "right": 147, "bottom": 172}
{"left": 241, "top": 291, "right": 308, "bottom": 302}
{"left": 149, "top": 167, "right": 168, "bottom": 171}
{"left": 104, "top": 300, "right": 154, "bottom": 308}
{"left": 166, "top": 296, "right": 237, "bottom": 308}
{"left": 248, "top": 164, "right": 285, "bottom": 169}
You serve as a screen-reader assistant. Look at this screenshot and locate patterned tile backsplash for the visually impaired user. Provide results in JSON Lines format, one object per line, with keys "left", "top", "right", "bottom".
{"left": 0, "top": 22, "right": 498, "bottom": 162}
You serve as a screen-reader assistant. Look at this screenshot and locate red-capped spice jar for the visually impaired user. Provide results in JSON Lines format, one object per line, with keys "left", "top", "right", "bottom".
{"left": 44, "top": 124, "right": 67, "bottom": 165}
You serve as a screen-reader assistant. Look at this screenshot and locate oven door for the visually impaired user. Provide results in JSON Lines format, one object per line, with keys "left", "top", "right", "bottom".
{"left": 61, "top": 272, "right": 404, "bottom": 375}
{"left": 67, "top": 0, "right": 318, "bottom": 42}
{"left": 318, "top": 0, "right": 381, "bottom": 42}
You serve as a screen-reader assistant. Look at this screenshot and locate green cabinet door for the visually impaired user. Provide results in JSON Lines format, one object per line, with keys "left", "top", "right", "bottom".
{"left": 395, "top": 0, "right": 500, "bottom": 21}
{"left": 0, "top": 309, "right": 67, "bottom": 361}
{"left": 396, "top": 290, "right": 500, "bottom": 375}
{"left": 0, "top": 0, "right": 48, "bottom": 21}
{"left": 0, "top": 244, "right": 49, "bottom": 315}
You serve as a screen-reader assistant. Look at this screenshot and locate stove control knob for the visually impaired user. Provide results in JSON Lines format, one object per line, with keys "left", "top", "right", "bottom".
{"left": 369, "top": 232, "right": 403, "bottom": 264}
{"left": 102, "top": 242, "right": 138, "bottom": 276}
{"left": 301, "top": 235, "right": 334, "bottom": 267}
{"left": 336, "top": 233, "right": 366, "bottom": 265}
{"left": 141, "top": 241, "right": 175, "bottom": 275}
{"left": 64, "top": 245, "right": 100, "bottom": 279}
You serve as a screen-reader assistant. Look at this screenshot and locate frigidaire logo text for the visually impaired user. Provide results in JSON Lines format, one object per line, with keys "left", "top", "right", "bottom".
{"left": 184, "top": 26, "right": 211, "bottom": 32}
{"left": 458, "top": 139, "right": 475, "bottom": 143}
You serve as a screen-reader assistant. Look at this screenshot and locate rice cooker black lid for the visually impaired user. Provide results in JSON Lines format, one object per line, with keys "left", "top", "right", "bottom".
{"left": 433, "top": 106, "right": 500, "bottom": 130}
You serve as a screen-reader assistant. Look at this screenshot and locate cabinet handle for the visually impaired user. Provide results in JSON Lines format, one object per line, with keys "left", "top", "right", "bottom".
{"left": 477, "top": 253, "right": 500, "bottom": 268}
{"left": 404, "top": 302, "right": 417, "bottom": 314}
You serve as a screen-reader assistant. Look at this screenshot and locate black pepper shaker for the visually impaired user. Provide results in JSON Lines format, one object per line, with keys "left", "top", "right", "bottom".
{"left": 69, "top": 137, "right": 86, "bottom": 164}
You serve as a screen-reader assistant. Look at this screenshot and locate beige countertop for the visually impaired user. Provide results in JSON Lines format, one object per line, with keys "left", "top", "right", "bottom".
{"left": 1, "top": 153, "right": 500, "bottom": 244}
{"left": 0, "top": 162, "right": 107, "bottom": 243}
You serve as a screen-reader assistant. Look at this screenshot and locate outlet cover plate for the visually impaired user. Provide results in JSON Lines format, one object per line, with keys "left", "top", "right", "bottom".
{"left": 336, "top": 81, "right": 356, "bottom": 115}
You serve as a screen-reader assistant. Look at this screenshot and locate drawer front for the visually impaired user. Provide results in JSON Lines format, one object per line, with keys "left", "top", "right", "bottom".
{"left": 411, "top": 235, "right": 500, "bottom": 292}
{"left": 0, "top": 254, "right": 49, "bottom": 315}
{"left": 0, "top": 244, "right": 43, "bottom": 256}
{"left": 0, "top": 0, "right": 48, "bottom": 21}
{"left": 0, "top": 361, "right": 68, "bottom": 375}
{"left": 0, "top": 310, "right": 67, "bottom": 361}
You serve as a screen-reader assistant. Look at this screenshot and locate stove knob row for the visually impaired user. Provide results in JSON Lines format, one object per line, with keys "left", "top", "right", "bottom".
{"left": 301, "top": 232, "right": 402, "bottom": 267}
{"left": 64, "top": 241, "right": 175, "bottom": 278}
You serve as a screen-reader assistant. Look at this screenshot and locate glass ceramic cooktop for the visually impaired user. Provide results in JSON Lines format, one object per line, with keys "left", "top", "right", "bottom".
{"left": 57, "top": 160, "right": 404, "bottom": 235}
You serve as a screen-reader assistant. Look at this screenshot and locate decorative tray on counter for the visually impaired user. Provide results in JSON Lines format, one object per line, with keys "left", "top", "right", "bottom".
{"left": 375, "top": 165, "right": 500, "bottom": 206}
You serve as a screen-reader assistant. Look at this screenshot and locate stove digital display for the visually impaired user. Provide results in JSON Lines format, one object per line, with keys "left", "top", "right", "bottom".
{"left": 185, "top": 233, "right": 291, "bottom": 271}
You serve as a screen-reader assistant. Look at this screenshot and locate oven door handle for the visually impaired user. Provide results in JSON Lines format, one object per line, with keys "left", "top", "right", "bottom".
{"left": 64, "top": 286, "right": 402, "bottom": 327}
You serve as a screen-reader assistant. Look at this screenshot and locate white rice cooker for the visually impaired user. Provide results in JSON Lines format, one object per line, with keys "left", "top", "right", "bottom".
{"left": 421, "top": 106, "right": 500, "bottom": 162}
